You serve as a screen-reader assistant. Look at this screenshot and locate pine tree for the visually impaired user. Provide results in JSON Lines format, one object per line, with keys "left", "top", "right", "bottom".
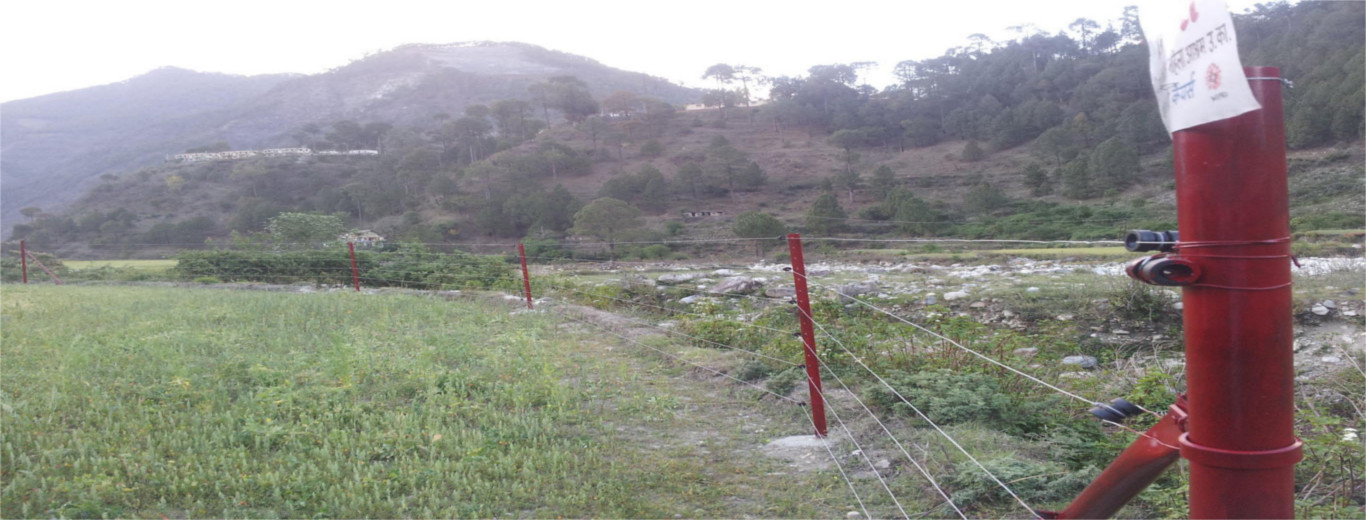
{"left": 805, "top": 193, "right": 848, "bottom": 234}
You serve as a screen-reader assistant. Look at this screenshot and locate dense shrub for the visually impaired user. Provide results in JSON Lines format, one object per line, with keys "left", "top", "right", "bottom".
{"left": 173, "top": 245, "right": 514, "bottom": 290}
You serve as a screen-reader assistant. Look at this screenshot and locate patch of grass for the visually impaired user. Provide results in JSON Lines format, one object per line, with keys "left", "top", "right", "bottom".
{"left": 0, "top": 286, "right": 847, "bottom": 518}
{"left": 64, "top": 259, "right": 178, "bottom": 271}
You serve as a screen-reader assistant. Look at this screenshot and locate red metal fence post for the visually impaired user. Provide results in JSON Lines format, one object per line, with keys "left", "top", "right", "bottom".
{"left": 20, "top": 240, "right": 28, "bottom": 284}
{"left": 787, "top": 233, "right": 827, "bottom": 437}
{"left": 348, "top": 242, "right": 361, "bottom": 292}
{"left": 1174, "top": 67, "right": 1300, "bottom": 519}
{"left": 518, "top": 243, "right": 533, "bottom": 309}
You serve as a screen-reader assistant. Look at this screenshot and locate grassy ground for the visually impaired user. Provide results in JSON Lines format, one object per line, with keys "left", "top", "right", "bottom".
{"left": 63, "top": 259, "right": 177, "bottom": 271}
{"left": 0, "top": 286, "right": 857, "bottom": 518}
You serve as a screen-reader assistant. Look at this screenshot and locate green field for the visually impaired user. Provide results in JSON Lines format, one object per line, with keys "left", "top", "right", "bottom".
{"left": 0, "top": 286, "right": 856, "bottom": 518}
{"left": 63, "top": 259, "right": 178, "bottom": 271}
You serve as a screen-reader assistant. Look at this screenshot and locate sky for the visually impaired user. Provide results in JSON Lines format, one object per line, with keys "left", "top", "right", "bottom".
{"left": 1, "top": 0, "right": 1270, "bottom": 103}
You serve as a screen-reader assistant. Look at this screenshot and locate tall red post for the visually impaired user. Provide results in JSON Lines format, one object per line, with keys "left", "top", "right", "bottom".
{"left": 786, "top": 233, "right": 827, "bottom": 437}
{"left": 518, "top": 243, "right": 533, "bottom": 309}
{"left": 19, "top": 240, "right": 28, "bottom": 284}
{"left": 1174, "top": 67, "right": 1300, "bottom": 519}
{"left": 347, "top": 242, "right": 361, "bottom": 292}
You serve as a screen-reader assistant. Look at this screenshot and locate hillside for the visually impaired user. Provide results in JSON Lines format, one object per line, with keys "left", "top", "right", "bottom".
{"left": 8, "top": 2, "right": 1363, "bottom": 257}
{"left": 0, "top": 68, "right": 293, "bottom": 228}
{"left": 0, "top": 42, "right": 700, "bottom": 232}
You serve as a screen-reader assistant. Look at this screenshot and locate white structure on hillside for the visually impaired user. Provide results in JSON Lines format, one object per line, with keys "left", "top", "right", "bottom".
{"left": 339, "top": 230, "right": 385, "bottom": 247}
{"left": 167, "top": 148, "right": 379, "bottom": 163}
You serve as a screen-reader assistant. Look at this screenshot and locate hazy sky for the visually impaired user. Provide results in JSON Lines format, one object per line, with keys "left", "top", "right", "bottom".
{"left": 1, "top": 0, "right": 1269, "bottom": 103}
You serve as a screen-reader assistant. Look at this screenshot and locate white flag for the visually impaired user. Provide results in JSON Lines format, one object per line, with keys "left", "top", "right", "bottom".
{"left": 1141, "top": 0, "right": 1261, "bottom": 133}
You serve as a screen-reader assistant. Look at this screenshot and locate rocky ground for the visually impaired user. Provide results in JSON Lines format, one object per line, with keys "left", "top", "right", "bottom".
{"left": 545, "top": 255, "right": 1366, "bottom": 381}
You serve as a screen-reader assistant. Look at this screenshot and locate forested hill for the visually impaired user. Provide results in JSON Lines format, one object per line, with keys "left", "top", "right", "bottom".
{"left": 1, "top": 42, "right": 699, "bottom": 230}
{"left": 11, "top": 1, "right": 1364, "bottom": 256}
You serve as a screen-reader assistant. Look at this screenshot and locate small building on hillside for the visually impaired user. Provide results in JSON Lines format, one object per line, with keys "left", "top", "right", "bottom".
{"left": 339, "top": 230, "right": 385, "bottom": 247}
{"left": 682, "top": 210, "right": 725, "bottom": 220}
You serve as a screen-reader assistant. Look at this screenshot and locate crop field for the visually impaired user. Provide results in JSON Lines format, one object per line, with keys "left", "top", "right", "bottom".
{"left": 0, "top": 286, "right": 858, "bottom": 518}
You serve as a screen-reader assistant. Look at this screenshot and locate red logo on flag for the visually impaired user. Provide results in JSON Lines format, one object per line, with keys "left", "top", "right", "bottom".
{"left": 1206, "top": 63, "right": 1222, "bottom": 90}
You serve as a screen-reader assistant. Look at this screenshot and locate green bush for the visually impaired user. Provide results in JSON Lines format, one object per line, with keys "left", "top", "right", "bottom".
{"left": 733, "top": 360, "right": 774, "bottom": 382}
{"left": 173, "top": 244, "right": 514, "bottom": 290}
{"left": 765, "top": 368, "right": 805, "bottom": 396}
{"left": 946, "top": 457, "right": 1097, "bottom": 508}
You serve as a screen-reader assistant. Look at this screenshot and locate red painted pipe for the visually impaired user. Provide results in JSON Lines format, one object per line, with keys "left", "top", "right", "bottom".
{"left": 786, "top": 233, "right": 827, "bottom": 437}
{"left": 20, "top": 240, "right": 28, "bottom": 284}
{"left": 518, "top": 243, "right": 533, "bottom": 309}
{"left": 1051, "top": 400, "right": 1189, "bottom": 519}
{"left": 348, "top": 242, "right": 361, "bottom": 292}
{"left": 1173, "top": 67, "right": 1301, "bottom": 519}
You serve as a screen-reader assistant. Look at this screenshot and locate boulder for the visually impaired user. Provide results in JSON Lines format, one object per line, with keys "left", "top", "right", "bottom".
{"left": 1061, "top": 355, "right": 1099, "bottom": 369}
{"left": 708, "top": 276, "right": 764, "bottom": 295}
{"left": 1311, "top": 304, "right": 1330, "bottom": 316}
{"left": 943, "top": 291, "right": 969, "bottom": 301}
{"left": 657, "top": 273, "right": 701, "bottom": 285}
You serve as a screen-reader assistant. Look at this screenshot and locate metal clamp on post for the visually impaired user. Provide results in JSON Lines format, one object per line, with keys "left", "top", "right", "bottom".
{"left": 1125, "top": 255, "right": 1202, "bottom": 286}
{"left": 1179, "top": 435, "right": 1304, "bottom": 470}
{"left": 1124, "top": 230, "right": 1202, "bottom": 286}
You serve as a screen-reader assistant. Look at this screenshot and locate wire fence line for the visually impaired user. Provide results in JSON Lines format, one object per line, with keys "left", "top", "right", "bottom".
{"left": 791, "top": 271, "right": 1162, "bottom": 419}
{"left": 798, "top": 304, "right": 1034, "bottom": 519}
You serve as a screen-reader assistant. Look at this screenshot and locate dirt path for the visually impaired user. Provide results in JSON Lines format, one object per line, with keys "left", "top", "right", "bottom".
{"left": 545, "top": 300, "right": 939, "bottom": 518}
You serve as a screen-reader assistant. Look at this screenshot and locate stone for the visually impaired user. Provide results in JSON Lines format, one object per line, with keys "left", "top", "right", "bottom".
{"left": 1002, "top": 310, "right": 1015, "bottom": 318}
{"left": 1173, "top": 302, "right": 1184, "bottom": 310}
{"left": 835, "top": 282, "right": 878, "bottom": 303}
{"left": 680, "top": 295, "right": 701, "bottom": 304}
{"left": 1061, "top": 355, "right": 1100, "bottom": 369}
{"left": 1013, "top": 347, "right": 1039, "bottom": 357}
{"left": 943, "top": 291, "right": 969, "bottom": 301}
{"left": 1322, "top": 300, "right": 1337, "bottom": 309}
{"left": 712, "top": 269, "right": 737, "bottom": 276}
{"left": 847, "top": 512, "right": 862, "bottom": 519}
{"left": 923, "top": 295, "right": 938, "bottom": 305}
{"left": 708, "top": 276, "right": 764, "bottom": 295}
{"left": 1321, "top": 356, "right": 1342, "bottom": 363}
{"left": 1311, "top": 304, "right": 1330, "bottom": 316}
{"left": 621, "top": 274, "right": 656, "bottom": 290}
{"left": 969, "top": 301, "right": 987, "bottom": 308}
{"left": 657, "top": 273, "right": 701, "bottom": 285}
{"left": 1112, "top": 329, "right": 1130, "bottom": 335}
{"left": 1056, "top": 314, "right": 1074, "bottom": 321}
{"left": 1026, "top": 287, "right": 1041, "bottom": 293}
{"left": 1344, "top": 310, "right": 1359, "bottom": 317}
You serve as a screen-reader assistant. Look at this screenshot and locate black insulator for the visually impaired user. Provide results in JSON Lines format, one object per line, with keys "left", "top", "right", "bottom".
{"left": 1090, "top": 398, "right": 1144, "bottom": 422}
{"left": 1125, "top": 230, "right": 1180, "bottom": 252}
